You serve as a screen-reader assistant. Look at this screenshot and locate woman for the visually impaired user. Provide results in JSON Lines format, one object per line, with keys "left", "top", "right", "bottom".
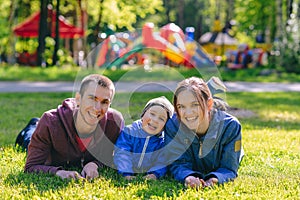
{"left": 165, "top": 77, "right": 243, "bottom": 188}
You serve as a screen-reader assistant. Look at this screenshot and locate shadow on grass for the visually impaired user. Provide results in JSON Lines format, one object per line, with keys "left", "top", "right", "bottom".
{"left": 98, "top": 167, "right": 185, "bottom": 198}
{"left": 4, "top": 166, "right": 185, "bottom": 198}
{"left": 4, "top": 171, "right": 74, "bottom": 193}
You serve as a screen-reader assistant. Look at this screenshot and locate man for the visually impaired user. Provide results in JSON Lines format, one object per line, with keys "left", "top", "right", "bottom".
{"left": 25, "top": 74, "right": 124, "bottom": 180}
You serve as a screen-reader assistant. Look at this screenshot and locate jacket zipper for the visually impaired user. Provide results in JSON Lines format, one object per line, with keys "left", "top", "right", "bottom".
{"left": 137, "top": 136, "right": 150, "bottom": 168}
{"left": 198, "top": 140, "right": 203, "bottom": 157}
{"left": 81, "top": 154, "right": 84, "bottom": 168}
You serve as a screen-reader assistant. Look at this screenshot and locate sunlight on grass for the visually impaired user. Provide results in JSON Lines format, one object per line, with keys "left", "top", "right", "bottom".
{"left": 1, "top": 92, "right": 300, "bottom": 199}
{"left": 261, "top": 110, "right": 300, "bottom": 122}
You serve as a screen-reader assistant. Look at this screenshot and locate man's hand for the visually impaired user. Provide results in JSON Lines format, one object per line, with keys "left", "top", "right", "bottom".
{"left": 81, "top": 162, "right": 99, "bottom": 180}
{"left": 56, "top": 170, "right": 83, "bottom": 180}
{"left": 184, "top": 176, "right": 206, "bottom": 188}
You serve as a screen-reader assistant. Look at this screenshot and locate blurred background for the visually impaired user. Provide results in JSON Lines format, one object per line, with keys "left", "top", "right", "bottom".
{"left": 0, "top": 0, "right": 299, "bottom": 74}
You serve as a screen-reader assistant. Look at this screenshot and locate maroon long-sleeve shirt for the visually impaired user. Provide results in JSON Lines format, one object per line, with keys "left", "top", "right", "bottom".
{"left": 25, "top": 98, "right": 124, "bottom": 175}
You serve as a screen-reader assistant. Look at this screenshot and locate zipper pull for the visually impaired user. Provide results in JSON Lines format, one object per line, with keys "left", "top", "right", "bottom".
{"left": 198, "top": 141, "right": 203, "bottom": 157}
{"left": 81, "top": 157, "right": 84, "bottom": 168}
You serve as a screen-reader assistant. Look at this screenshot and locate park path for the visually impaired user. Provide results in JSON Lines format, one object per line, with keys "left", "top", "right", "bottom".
{"left": 0, "top": 81, "right": 300, "bottom": 93}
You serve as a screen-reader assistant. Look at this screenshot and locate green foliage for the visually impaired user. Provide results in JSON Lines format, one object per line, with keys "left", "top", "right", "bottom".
{"left": 277, "top": 8, "right": 300, "bottom": 73}
{"left": 87, "top": 0, "right": 164, "bottom": 31}
{"left": 0, "top": 91, "right": 299, "bottom": 199}
{"left": 234, "top": 0, "right": 275, "bottom": 40}
{"left": 219, "top": 67, "right": 300, "bottom": 82}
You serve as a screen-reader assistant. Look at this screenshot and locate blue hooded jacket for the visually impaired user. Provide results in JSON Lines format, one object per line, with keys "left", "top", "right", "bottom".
{"left": 164, "top": 109, "right": 243, "bottom": 184}
{"left": 114, "top": 119, "right": 167, "bottom": 178}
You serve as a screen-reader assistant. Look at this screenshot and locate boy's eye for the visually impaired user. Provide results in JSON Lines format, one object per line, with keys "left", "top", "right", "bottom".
{"left": 150, "top": 112, "right": 155, "bottom": 116}
{"left": 159, "top": 117, "right": 166, "bottom": 122}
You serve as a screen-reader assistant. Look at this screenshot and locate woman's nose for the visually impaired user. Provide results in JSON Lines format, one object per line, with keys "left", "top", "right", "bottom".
{"left": 184, "top": 107, "right": 193, "bottom": 115}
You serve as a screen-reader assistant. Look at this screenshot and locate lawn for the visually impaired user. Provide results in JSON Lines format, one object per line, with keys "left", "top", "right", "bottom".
{"left": 1, "top": 64, "right": 300, "bottom": 82}
{"left": 0, "top": 91, "right": 299, "bottom": 199}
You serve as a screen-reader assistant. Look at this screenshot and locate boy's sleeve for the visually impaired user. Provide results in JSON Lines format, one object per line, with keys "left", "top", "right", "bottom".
{"left": 113, "top": 129, "right": 134, "bottom": 176}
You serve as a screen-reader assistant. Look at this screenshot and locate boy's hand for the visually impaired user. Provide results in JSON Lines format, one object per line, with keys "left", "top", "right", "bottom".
{"left": 124, "top": 175, "right": 136, "bottom": 181}
{"left": 143, "top": 174, "right": 157, "bottom": 180}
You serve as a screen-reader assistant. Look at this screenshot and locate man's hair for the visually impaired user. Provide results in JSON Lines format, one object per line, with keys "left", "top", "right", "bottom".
{"left": 79, "top": 74, "right": 115, "bottom": 96}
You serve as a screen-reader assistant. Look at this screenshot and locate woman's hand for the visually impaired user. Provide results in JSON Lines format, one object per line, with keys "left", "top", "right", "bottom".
{"left": 204, "top": 177, "right": 218, "bottom": 187}
{"left": 184, "top": 176, "right": 205, "bottom": 188}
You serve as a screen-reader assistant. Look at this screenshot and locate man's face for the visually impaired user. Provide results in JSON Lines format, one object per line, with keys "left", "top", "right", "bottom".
{"left": 76, "top": 82, "right": 113, "bottom": 127}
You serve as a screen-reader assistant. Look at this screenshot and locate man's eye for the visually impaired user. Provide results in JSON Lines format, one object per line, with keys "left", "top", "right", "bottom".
{"left": 102, "top": 100, "right": 110, "bottom": 105}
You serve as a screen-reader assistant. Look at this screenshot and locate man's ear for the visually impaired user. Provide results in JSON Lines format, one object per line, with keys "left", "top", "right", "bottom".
{"left": 75, "top": 92, "right": 81, "bottom": 106}
{"left": 208, "top": 98, "right": 214, "bottom": 110}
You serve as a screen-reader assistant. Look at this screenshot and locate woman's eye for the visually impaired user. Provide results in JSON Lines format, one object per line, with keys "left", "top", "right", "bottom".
{"left": 177, "top": 105, "right": 183, "bottom": 109}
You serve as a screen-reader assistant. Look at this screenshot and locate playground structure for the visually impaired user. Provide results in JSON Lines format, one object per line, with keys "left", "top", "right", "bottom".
{"left": 226, "top": 44, "right": 269, "bottom": 69}
{"left": 12, "top": 7, "right": 84, "bottom": 66}
{"left": 199, "top": 18, "right": 270, "bottom": 69}
{"left": 87, "top": 23, "right": 216, "bottom": 69}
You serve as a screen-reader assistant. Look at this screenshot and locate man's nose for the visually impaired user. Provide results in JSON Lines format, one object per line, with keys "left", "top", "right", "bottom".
{"left": 94, "top": 101, "right": 102, "bottom": 110}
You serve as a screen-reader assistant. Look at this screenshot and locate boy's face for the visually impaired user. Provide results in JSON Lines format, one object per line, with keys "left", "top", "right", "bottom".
{"left": 141, "top": 105, "right": 168, "bottom": 135}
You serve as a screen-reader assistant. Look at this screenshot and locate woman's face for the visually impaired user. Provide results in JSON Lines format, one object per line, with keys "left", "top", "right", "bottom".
{"left": 176, "top": 90, "right": 209, "bottom": 133}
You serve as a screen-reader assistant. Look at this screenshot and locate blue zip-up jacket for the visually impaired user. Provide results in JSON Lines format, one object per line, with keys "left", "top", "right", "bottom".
{"left": 114, "top": 120, "right": 167, "bottom": 178}
{"left": 165, "top": 109, "right": 243, "bottom": 184}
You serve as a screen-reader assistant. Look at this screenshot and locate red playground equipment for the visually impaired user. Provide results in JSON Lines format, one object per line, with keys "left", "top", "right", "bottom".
{"left": 92, "top": 23, "right": 216, "bottom": 69}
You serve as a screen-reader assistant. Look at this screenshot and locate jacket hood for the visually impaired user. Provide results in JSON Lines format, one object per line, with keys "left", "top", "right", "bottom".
{"left": 57, "top": 98, "right": 109, "bottom": 147}
{"left": 57, "top": 98, "right": 78, "bottom": 145}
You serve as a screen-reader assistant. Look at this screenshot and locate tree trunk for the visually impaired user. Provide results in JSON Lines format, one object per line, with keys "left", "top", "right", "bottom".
{"left": 93, "top": 0, "right": 104, "bottom": 45}
{"left": 275, "top": 0, "right": 283, "bottom": 65}
{"left": 37, "top": 0, "right": 49, "bottom": 66}
{"left": 177, "top": 0, "right": 184, "bottom": 28}
{"left": 52, "top": 0, "right": 60, "bottom": 66}
{"left": 6, "top": 0, "right": 17, "bottom": 64}
{"left": 225, "top": 0, "right": 234, "bottom": 23}
{"left": 163, "top": 0, "right": 171, "bottom": 23}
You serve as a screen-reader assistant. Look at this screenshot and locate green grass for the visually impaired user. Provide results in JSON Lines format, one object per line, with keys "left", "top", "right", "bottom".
{"left": 1, "top": 64, "right": 300, "bottom": 82}
{"left": 0, "top": 91, "right": 299, "bottom": 199}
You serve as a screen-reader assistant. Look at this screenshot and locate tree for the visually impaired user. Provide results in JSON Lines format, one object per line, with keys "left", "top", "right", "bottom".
{"left": 52, "top": 0, "right": 60, "bottom": 65}
{"left": 37, "top": 0, "right": 49, "bottom": 66}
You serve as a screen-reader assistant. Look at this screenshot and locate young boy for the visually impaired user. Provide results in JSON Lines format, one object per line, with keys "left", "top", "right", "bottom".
{"left": 114, "top": 96, "right": 174, "bottom": 180}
